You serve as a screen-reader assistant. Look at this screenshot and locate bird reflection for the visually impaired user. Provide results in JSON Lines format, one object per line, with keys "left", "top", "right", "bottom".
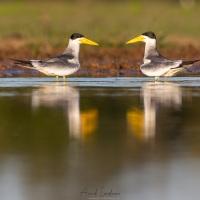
{"left": 31, "top": 84, "right": 81, "bottom": 138}
{"left": 127, "top": 82, "right": 182, "bottom": 140}
{"left": 31, "top": 84, "right": 98, "bottom": 140}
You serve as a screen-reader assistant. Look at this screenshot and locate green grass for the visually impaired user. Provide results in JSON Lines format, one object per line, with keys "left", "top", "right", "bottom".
{"left": 0, "top": 0, "right": 200, "bottom": 47}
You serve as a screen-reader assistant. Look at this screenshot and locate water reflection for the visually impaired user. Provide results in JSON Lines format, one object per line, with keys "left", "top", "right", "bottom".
{"left": 31, "top": 84, "right": 98, "bottom": 140}
{"left": 32, "top": 84, "right": 81, "bottom": 139}
{"left": 1, "top": 79, "right": 200, "bottom": 200}
{"left": 127, "top": 82, "right": 182, "bottom": 140}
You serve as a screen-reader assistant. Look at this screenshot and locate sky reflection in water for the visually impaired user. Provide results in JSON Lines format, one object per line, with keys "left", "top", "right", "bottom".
{"left": 0, "top": 78, "right": 200, "bottom": 200}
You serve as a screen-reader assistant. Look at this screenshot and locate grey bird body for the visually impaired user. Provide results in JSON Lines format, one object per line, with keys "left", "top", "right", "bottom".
{"left": 126, "top": 31, "right": 200, "bottom": 82}
{"left": 12, "top": 33, "right": 98, "bottom": 82}
{"left": 14, "top": 54, "right": 79, "bottom": 77}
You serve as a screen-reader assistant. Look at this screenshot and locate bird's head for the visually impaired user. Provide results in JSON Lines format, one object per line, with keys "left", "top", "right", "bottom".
{"left": 70, "top": 33, "right": 99, "bottom": 46}
{"left": 126, "top": 31, "right": 156, "bottom": 44}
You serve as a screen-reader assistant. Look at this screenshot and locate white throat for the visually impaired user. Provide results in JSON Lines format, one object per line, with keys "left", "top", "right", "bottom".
{"left": 144, "top": 38, "right": 157, "bottom": 59}
{"left": 63, "top": 39, "right": 80, "bottom": 57}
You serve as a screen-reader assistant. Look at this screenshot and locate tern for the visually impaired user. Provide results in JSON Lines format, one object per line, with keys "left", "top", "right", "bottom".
{"left": 126, "top": 31, "right": 200, "bottom": 82}
{"left": 12, "top": 33, "right": 99, "bottom": 82}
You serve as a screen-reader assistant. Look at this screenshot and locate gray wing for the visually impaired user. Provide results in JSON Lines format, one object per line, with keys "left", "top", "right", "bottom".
{"left": 141, "top": 54, "right": 182, "bottom": 76}
{"left": 147, "top": 54, "right": 182, "bottom": 69}
{"left": 46, "top": 54, "right": 74, "bottom": 63}
{"left": 32, "top": 54, "right": 77, "bottom": 69}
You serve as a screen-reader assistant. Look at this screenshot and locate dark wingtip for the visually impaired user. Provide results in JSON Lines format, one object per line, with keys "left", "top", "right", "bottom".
{"left": 182, "top": 59, "right": 200, "bottom": 65}
{"left": 10, "top": 59, "right": 33, "bottom": 67}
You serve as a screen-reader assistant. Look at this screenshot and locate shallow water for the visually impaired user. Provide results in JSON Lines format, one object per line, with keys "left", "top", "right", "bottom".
{"left": 0, "top": 77, "right": 200, "bottom": 200}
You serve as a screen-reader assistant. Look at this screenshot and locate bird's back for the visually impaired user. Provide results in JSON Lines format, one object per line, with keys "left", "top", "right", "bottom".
{"left": 35, "top": 54, "right": 80, "bottom": 76}
{"left": 141, "top": 54, "right": 182, "bottom": 77}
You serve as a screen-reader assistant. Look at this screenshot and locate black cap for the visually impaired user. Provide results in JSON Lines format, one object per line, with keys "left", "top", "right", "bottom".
{"left": 70, "top": 33, "right": 84, "bottom": 40}
{"left": 142, "top": 31, "right": 156, "bottom": 39}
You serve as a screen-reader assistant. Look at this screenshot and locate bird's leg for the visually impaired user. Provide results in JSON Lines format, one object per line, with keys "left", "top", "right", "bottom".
{"left": 154, "top": 77, "right": 158, "bottom": 82}
{"left": 63, "top": 76, "right": 66, "bottom": 82}
{"left": 164, "top": 77, "right": 167, "bottom": 83}
{"left": 56, "top": 76, "right": 59, "bottom": 82}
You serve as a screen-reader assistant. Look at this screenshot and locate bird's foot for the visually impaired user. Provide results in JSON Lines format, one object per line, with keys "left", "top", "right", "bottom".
{"left": 56, "top": 76, "right": 59, "bottom": 82}
{"left": 63, "top": 76, "right": 66, "bottom": 82}
{"left": 154, "top": 77, "right": 158, "bottom": 82}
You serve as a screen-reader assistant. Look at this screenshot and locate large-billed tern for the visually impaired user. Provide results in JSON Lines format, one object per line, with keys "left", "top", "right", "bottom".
{"left": 12, "top": 33, "right": 98, "bottom": 82}
{"left": 126, "top": 31, "right": 200, "bottom": 82}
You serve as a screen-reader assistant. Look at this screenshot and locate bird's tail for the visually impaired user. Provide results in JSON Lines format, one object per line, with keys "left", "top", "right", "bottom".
{"left": 11, "top": 59, "right": 34, "bottom": 69}
{"left": 164, "top": 59, "right": 200, "bottom": 77}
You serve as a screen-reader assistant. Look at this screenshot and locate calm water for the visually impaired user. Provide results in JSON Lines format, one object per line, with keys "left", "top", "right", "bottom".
{"left": 0, "top": 77, "right": 200, "bottom": 200}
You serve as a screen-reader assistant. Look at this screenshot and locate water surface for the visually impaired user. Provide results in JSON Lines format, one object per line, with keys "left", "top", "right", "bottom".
{"left": 0, "top": 77, "right": 200, "bottom": 200}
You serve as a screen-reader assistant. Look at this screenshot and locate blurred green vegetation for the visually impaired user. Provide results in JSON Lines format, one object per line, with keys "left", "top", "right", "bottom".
{"left": 0, "top": 0, "right": 200, "bottom": 46}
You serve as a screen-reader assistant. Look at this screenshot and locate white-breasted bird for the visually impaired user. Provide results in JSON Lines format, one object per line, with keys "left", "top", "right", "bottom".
{"left": 126, "top": 31, "right": 200, "bottom": 82}
{"left": 12, "top": 33, "right": 99, "bottom": 82}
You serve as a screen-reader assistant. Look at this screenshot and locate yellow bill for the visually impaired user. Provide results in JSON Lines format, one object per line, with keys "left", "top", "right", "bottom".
{"left": 80, "top": 38, "right": 99, "bottom": 45}
{"left": 126, "top": 35, "right": 145, "bottom": 44}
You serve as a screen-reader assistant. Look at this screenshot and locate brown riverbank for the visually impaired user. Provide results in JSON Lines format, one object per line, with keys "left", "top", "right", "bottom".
{"left": 1, "top": 39, "right": 200, "bottom": 77}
